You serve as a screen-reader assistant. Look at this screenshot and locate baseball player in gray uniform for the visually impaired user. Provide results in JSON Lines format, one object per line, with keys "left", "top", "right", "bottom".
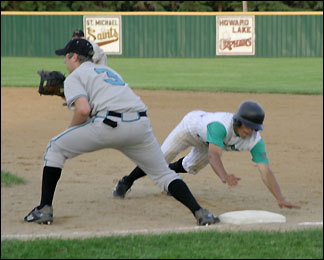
{"left": 72, "top": 29, "right": 107, "bottom": 65}
{"left": 24, "top": 38, "right": 219, "bottom": 226}
{"left": 114, "top": 101, "right": 300, "bottom": 210}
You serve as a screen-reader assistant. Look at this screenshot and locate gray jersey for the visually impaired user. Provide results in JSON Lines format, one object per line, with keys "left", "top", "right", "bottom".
{"left": 64, "top": 62, "right": 147, "bottom": 116}
{"left": 44, "top": 61, "right": 180, "bottom": 192}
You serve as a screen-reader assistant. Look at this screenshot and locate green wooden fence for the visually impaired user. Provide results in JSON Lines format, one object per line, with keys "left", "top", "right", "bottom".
{"left": 1, "top": 12, "right": 322, "bottom": 57}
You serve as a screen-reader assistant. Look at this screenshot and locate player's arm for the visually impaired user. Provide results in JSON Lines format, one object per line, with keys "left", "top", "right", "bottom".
{"left": 257, "top": 163, "right": 300, "bottom": 209}
{"left": 251, "top": 140, "right": 300, "bottom": 209}
{"left": 208, "top": 143, "right": 241, "bottom": 186}
{"left": 68, "top": 96, "right": 91, "bottom": 128}
{"left": 206, "top": 122, "right": 240, "bottom": 186}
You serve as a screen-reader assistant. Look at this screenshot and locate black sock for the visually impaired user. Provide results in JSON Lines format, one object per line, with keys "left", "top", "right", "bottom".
{"left": 169, "top": 157, "right": 186, "bottom": 173}
{"left": 168, "top": 179, "right": 201, "bottom": 215}
{"left": 124, "top": 166, "right": 146, "bottom": 185}
{"left": 125, "top": 157, "right": 186, "bottom": 185}
{"left": 39, "top": 166, "right": 62, "bottom": 208}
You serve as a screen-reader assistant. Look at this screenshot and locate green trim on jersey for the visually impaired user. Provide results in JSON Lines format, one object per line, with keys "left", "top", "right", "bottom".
{"left": 206, "top": 122, "right": 227, "bottom": 149}
{"left": 251, "top": 139, "right": 269, "bottom": 164}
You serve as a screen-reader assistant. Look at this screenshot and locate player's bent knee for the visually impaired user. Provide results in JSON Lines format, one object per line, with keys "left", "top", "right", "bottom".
{"left": 149, "top": 172, "right": 182, "bottom": 192}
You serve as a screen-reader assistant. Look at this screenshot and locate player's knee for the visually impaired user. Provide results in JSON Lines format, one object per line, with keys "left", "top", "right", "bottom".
{"left": 163, "top": 152, "right": 178, "bottom": 163}
{"left": 43, "top": 143, "right": 66, "bottom": 169}
{"left": 150, "top": 171, "right": 181, "bottom": 192}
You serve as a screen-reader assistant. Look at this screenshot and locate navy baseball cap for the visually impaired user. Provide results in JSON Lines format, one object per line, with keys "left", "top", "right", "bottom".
{"left": 55, "top": 38, "right": 94, "bottom": 58}
{"left": 72, "top": 29, "right": 84, "bottom": 38}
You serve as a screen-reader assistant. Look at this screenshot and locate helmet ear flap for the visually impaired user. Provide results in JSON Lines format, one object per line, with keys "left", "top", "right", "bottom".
{"left": 234, "top": 118, "right": 242, "bottom": 128}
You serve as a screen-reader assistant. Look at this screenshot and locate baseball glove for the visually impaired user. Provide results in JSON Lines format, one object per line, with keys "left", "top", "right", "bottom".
{"left": 37, "top": 70, "right": 65, "bottom": 97}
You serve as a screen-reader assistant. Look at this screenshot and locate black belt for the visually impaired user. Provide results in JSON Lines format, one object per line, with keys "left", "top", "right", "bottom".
{"left": 108, "top": 111, "right": 147, "bottom": 118}
{"left": 103, "top": 111, "right": 147, "bottom": 128}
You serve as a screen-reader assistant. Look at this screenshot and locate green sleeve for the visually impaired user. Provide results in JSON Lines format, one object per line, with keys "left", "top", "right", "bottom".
{"left": 251, "top": 139, "right": 269, "bottom": 164}
{"left": 206, "top": 122, "right": 227, "bottom": 149}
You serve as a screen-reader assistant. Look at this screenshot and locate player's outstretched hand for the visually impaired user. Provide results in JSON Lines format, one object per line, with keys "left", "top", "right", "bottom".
{"left": 278, "top": 199, "right": 301, "bottom": 209}
{"left": 226, "top": 174, "right": 241, "bottom": 187}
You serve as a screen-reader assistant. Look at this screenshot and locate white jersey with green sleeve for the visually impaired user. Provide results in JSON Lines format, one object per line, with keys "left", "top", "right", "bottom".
{"left": 160, "top": 110, "right": 268, "bottom": 175}
{"left": 205, "top": 113, "right": 268, "bottom": 164}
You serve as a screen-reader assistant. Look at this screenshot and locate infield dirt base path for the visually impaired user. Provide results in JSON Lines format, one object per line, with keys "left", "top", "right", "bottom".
{"left": 1, "top": 88, "right": 323, "bottom": 239}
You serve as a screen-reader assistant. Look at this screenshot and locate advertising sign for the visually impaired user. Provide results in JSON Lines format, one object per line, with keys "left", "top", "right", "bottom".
{"left": 216, "top": 15, "right": 255, "bottom": 55}
{"left": 83, "top": 15, "right": 122, "bottom": 55}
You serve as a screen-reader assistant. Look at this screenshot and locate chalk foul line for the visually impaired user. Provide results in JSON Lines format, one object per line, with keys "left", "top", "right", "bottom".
{"left": 2, "top": 222, "right": 322, "bottom": 240}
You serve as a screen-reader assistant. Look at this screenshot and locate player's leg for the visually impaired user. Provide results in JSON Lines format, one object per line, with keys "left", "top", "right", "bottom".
{"left": 114, "top": 116, "right": 191, "bottom": 197}
{"left": 24, "top": 166, "right": 61, "bottom": 224}
{"left": 121, "top": 137, "right": 202, "bottom": 213}
{"left": 182, "top": 146, "right": 209, "bottom": 174}
{"left": 112, "top": 166, "right": 145, "bottom": 198}
{"left": 25, "top": 120, "right": 105, "bottom": 224}
{"left": 161, "top": 114, "right": 192, "bottom": 162}
{"left": 113, "top": 156, "right": 187, "bottom": 198}
{"left": 120, "top": 123, "right": 219, "bottom": 225}
{"left": 162, "top": 110, "right": 207, "bottom": 172}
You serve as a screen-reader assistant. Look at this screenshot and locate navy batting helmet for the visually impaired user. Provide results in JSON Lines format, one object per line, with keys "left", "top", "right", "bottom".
{"left": 233, "top": 101, "right": 265, "bottom": 131}
{"left": 72, "top": 29, "right": 84, "bottom": 38}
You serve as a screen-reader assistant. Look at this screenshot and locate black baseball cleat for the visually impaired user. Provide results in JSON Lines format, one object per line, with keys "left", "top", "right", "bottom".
{"left": 24, "top": 205, "right": 53, "bottom": 225}
{"left": 195, "top": 208, "right": 220, "bottom": 226}
{"left": 113, "top": 176, "right": 132, "bottom": 199}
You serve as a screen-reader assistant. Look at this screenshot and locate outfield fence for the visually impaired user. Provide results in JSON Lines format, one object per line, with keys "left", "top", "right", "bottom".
{"left": 1, "top": 11, "right": 323, "bottom": 57}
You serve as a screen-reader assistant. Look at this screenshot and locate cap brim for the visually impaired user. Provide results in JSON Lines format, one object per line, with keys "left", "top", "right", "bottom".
{"left": 55, "top": 48, "right": 66, "bottom": 56}
{"left": 240, "top": 118, "right": 263, "bottom": 130}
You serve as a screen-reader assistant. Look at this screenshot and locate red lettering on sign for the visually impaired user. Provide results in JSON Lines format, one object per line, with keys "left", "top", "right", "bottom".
{"left": 232, "top": 27, "right": 252, "bottom": 33}
{"left": 220, "top": 38, "right": 252, "bottom": 51}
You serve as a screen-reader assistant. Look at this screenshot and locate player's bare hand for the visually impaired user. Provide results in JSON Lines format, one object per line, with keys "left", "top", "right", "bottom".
{"left": 225, "top": 174, "right": 241, "bottom": 187}
{"left": 278, "top": 199, "right": 301, "bottom": 209}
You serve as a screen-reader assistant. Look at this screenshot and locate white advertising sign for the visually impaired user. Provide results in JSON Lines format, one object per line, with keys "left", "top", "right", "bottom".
{"left": 216, "top": 15, "right": 255, "bottom": 55}
{"left": 83, "top": 15, "right": 122, "bottom": 55}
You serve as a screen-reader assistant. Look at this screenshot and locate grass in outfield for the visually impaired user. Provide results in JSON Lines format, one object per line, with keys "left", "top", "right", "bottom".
{"left": 1, "top": 57, "right": 322, "bottom": 94}
{"left": 1, "top": 228, "right": 322, "bottom": 259}
{"left": 1, "top": 170, "right": 25, "bottom": 187}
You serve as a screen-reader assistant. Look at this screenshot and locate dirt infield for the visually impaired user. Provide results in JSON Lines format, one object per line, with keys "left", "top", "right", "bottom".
{"left": 1, "top": 87, "right": 323, "bottom": 239}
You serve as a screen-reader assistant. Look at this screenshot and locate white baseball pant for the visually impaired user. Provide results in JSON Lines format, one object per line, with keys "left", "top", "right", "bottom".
{"left": 161, "top": 111, "right": 209, "bottom": 174}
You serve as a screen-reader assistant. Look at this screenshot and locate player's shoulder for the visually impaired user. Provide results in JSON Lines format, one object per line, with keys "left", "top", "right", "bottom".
{"left": 66, "top": 62, "right": 94, "bottom": 79}
{"left": 216, "top": 112, "right": 233, "bottom": 119}
{"left": 201, "top": 111, "right": 232, "bottom": 118}
{"left": 76, "top": 61, "right": 95, "bottom": 72}
{"left": 203, "top": 112, "right": 233, "bottom": 131}
{"left": 208, "top": 112, "right": 233, "bottom": 124}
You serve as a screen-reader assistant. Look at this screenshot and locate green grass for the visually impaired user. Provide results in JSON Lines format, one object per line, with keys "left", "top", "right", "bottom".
{"left": 1, "top": 229, "right": 322, "bottom": 259}
{"left": 1, "top": 57, "right": 323, "bottom": 94}
{"left": 1, "top": 56, "right": 322, "bottom": 259}
{"left": 1, "top": 170, "right": 25, "bottom": 187}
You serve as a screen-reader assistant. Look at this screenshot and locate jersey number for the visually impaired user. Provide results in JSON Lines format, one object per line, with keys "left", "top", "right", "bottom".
{"left": 94, "top": 68, "right": 125, "bottom": 86}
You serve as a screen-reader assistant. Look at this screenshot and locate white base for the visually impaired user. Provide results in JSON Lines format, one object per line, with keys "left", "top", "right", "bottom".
{"left": 219, "top": 210, "right": 286, "bottom": 225}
